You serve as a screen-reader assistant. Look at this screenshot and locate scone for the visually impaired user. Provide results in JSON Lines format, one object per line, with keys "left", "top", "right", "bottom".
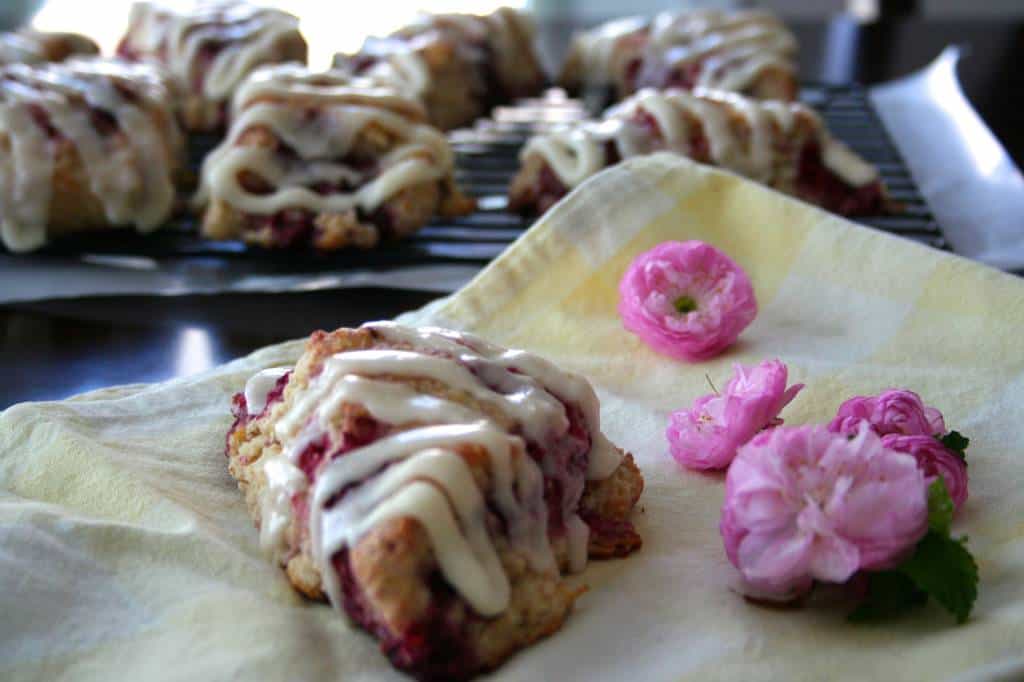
{"left": 510, "top": 88, "right": 886, "bottom": 217}
{"left": 560, "top": 9, "right": 798, "bottom": 103}
{"left": 225, "top": 322, "right": 644, "bottom": 679}
{"left": 335, "top": 7, "right": 546, "bottom": 130}
{"left": 334, "top": 33, "right": 487, "bottom": 132}
{"left": 195, "top": 64, "right": 474, "bottom": 251}
{"left": 116, "top": 0, "right": 308, "bottom": 131}
{"left": 0, "top": 29, "right": 99, "bottom": 65}
{"left": 0, "top": 58, "right": 184, "bottom": 252}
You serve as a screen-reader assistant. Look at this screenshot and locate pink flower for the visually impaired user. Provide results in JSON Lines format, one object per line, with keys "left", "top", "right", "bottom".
{"left": 882, "top": 434, "right": 968, "bottom": 513}
{"left": 721, "top": 424, "right": 929, "bottom": 600}
{"left": 667, "top": 359, "right": 804, "bottom": 470}
{"left": 828, "top": 389, "right": 945, "bottom": 438}
{"left": 618, "top": 240, "right": 757, "bottom": 361}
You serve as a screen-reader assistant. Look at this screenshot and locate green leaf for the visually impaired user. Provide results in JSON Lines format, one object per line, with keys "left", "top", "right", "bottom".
{"left": 939, "top": 430, "right": 969, "bottom": 463}
{"left": 927, "top": 477, "right": 954, "bottom": 535}
{"left": 848, "top": 571, "right": 927, "bottom": 622}
{"left": 898, "top": 531, "right": 979, "bottom": 624}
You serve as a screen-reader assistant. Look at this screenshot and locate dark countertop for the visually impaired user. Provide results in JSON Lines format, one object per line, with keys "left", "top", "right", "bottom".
{"left": 3, "top": 14, "right": 1023, "bottom": 409}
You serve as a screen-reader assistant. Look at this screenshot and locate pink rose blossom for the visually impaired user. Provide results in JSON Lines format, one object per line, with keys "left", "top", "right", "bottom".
{"left": 618, "top": 240, "right": 757, "bottom": 361}
{"left": 828, "top": 389, "right": 945, "bottom": 438}
{"left": 882, "top": 434, "right": 968, "bottom": 513}
{"left": 720, "top": 424, "right": 929, "bottom": 600}
{"left": 667, "top": 359, "right": 804, "bottom": 470}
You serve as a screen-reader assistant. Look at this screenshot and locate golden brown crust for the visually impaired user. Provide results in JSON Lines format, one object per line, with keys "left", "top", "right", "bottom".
{"left": 226, "top": 326, "right": 643, "bottom": 676}
{"left": 29, "top": 31, "right": 100, "bottom": 63}
{"left": 745, "top": 65, "right": 799, "bottom": 101}
{"left": 485, "top": 8, "right": 547, "bottom": 101}
{"left": 411, "top": 36, "right": 487, "bottom": 131}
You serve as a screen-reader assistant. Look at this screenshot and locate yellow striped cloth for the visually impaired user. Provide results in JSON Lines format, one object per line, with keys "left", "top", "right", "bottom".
{"left": 2, "top": 154, "right": 1022, "bottom": 680}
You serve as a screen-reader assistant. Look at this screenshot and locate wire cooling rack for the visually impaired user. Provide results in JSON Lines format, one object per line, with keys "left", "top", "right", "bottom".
{"left": 17, "top": 84, "right": 945, "bottom": 268}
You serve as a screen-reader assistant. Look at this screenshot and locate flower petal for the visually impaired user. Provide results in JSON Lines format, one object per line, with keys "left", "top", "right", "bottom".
{"left": 619, "top": 240, "right": 757, "bottom": 361}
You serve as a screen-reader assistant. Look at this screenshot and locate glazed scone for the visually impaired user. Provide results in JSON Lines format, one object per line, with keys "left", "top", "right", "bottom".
{"left": 0, "top": 29, "right": 99, "bottom": 65}
{"left": 558, "top": 16, "right": 651, "bottom": 102}
{"left": 335, "top": 7, "right": 546, "bottom": 130}
{"left": 195, "top": 64, "right": 474, "bottom": 251}
{"left": 560, "top": 9, "right": 798, "bottom": 103}
{"left": 510, "top": 88, "right": 886, "bottom": 217}
{"left": 0, "top": 58, "right": 184, "bottom": 252}
{"left": 334, "top": 33, "right": 487, "bottom": 132}
{"left": 116, "top": 0, "right": 308, "bottom": 131}
{"left": 225, "top": 323, "right": 644, "bottom": 679}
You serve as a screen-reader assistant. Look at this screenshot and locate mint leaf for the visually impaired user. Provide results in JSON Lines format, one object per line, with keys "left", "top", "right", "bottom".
{"left": 939, "top": 431, "right": 969, "bottom": 463}
{"left": 898, "top": 531, "right": 979, "bottom": 624}
{"left": 852, "top": 481, "right": 978, "bottom": 625}
{"left": 927, "top": 478, "right": 954, "bottom": 534}
{"left": 848, "top": 571, "right": 927, "bottom": 622}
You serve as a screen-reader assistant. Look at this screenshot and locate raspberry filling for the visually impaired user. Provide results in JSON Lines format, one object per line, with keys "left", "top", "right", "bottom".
{"left": 631, "top": 108, "right": 711, "bottom": 161}
{"left": 657, "top": 61, "right": 702, "bottom": 91}
{"left": 226, "top": 370, "right": 291, "bottom": 457}
{"left": 797, "top": 142, "right": 886, "bottom": 216}
{"left": 239, "top": 205, "right": 397, "bottom": 248}
{"left": 26, "top": 104, "right": 62, "bottom": 140}
{"left": 334, "top": 551, "right": 481, "bottom": 681}
{"left": 235, "top": 141, "right": 395, "bottom": 248}
{"left": 191, "top": 41, "right": 225, "bottom": 94}
{"left": 243, "top": 208, "right": 318, "bottom": 247}
{"left": 515, "top": 162, "right": 569, "bottom": 216}
{"left": 114, "top": 37, "right": 140, "bottom": 61}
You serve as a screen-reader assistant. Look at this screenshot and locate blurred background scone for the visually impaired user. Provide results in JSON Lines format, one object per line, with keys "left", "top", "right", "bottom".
{"left": 335, "top": 7, "right": 546, "bottom": 131}
{"left": 116, "top": 1, "right": 308, "bottom": 131}
{"left": 559, "top": 9, "right": 798, "bottom": 104}
{"left": 0, "top": 28, "right": 98, "bottom": 65}
{"left": 196, "top": 64, "right": 474, "bottom": 252}
{"left": 0, "top": 57, "right": 183, "bottom": 252}
{"left": 510, "top": 87, "right": 886, "bottom": 216}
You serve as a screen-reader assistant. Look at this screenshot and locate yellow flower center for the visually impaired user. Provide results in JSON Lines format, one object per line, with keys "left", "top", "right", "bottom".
{"left": 674, "top": 295, "right": 697, "bottom": 314}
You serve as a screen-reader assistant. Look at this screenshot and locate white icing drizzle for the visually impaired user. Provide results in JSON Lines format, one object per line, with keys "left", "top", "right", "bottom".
{"left": 566, "top": 9, "right": 796, "bottom": 96}
{"left": 523, "top": 87, "right": 879, "bottom": 190}
{"left": 648, "top": 10, "right": 796, "bottom": 92}
{"left": 565, "top": 514, "right": 591, "bottom": 573}
{"left": 257, "top": 323, "right": 622, "bottom": 616}
{"left": 259, "top": 456, "right": 307, "bottom": 562}
{"left": 196, "top": 64, "right": 453, "bottom": 217}
{"left": 362, "top": 322, "right": 622, "bottom": 480}
{"left": 334, "top": 36, "right": 435, "bottom": 103}
{"left": 121, "top": 1, "right": 304, "bottom": 102}
{"left": 244, "top": 366, "right": 290, "bottom": 415}
{"left": 0, "top": 58, "right": 180, "bottom": 252}
{"left": 0, "top": 32, "right": 50, "bottom": 65}
{"left": 569, "top": 16, "right": 649, "bottom": 90}
{"left": 0, "top": 30, "right": 95, "bottom": 65}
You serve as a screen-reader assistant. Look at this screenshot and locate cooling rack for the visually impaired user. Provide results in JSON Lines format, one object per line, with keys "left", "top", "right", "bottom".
{"left": 17, "top": 84, "right": 945, "bottom": 270}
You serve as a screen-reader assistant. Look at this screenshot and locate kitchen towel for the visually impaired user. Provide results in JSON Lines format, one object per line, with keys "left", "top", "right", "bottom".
{"left": 3, "top": 153, "right": 1022, "bottom": 681}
